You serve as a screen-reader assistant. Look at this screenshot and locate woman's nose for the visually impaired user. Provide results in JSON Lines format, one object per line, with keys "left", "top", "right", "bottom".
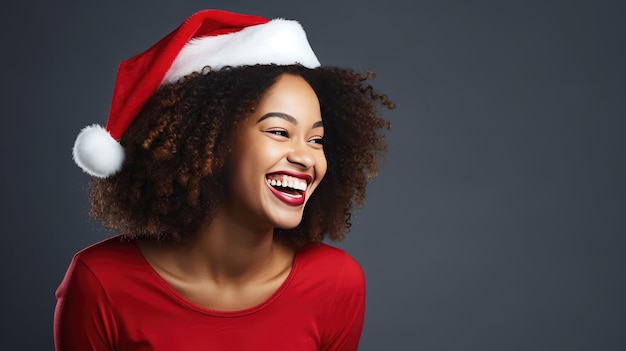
{"left": 286, "top": 141, "right": 316, "bottom": 169}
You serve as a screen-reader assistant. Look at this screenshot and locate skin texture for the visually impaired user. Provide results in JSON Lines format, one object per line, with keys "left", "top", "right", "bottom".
{"left": 138, "top": 74, "right": 327, "bottom": 310}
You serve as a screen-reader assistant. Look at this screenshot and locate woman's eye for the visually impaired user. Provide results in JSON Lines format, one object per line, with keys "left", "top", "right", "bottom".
{"left": 267, "top": 130, "right": 289, "bottom": 137}
{"left": 309, "top": 137, "right": 324, "bottom": 146}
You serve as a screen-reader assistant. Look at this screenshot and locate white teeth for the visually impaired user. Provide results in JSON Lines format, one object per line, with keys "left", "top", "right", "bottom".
{"left": 266, "top": 175, "right": 308, "bottom": 191}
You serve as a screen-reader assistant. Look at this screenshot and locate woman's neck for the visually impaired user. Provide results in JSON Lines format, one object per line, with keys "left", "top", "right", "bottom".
{"left": 190, "top": 212, "right": 278, "bottom": 284}
{"left": 142, "top": 210, "right": 292, "bottom": 288}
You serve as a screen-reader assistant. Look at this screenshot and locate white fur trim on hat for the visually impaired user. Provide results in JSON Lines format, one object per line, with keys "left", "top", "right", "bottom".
{"left": 163, "top": 19, "right": 320, "bottom": 84}
{"left": 72, "top": 124, "right": 125, "bottom": 178}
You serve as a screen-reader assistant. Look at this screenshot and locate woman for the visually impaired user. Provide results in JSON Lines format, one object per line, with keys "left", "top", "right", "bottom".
{"left": 55, "top": 9, "right": 393, "bottom": 351}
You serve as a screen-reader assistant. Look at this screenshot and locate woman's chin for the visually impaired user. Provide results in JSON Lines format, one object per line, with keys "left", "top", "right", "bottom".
{"left": 271, "top": 216, "right": 304, "bottom": 231}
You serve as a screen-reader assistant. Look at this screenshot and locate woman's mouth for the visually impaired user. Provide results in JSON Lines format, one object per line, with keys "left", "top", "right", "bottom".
{"left": 265, "top": 173, "right": 309, "bottom": 206}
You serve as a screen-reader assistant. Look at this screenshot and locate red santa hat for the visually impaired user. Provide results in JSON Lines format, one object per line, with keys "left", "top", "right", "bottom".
{"left": 73, "top": 9, "right": 320, "bottom": 178}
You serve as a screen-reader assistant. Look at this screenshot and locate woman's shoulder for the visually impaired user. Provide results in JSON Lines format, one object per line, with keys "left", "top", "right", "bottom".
{"left": 56, "top": 235, "right": 146, "bottom": 300}
{"left": 297, "top": 242, "right": 358, "bottom": 263}
{"left": 74, "top": 234, "right": 137, "bottom": 259}
{"left": 69, "top": 234, "right": 144, "bottom": 279}
{"left": 295, "top": 243, "right": 365, "bottom": 287}
{"left": 287, "top": 243, "right": 366, "bottom": 344}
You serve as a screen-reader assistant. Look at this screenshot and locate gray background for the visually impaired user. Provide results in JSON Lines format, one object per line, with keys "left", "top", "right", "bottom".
{"left": 1, "top": 0, "right": 625, "bottom": 350}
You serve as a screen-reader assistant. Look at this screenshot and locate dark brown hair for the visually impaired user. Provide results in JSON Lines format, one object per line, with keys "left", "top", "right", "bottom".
{"left": 88, "top": 64, "right": 394, "bottom": 248}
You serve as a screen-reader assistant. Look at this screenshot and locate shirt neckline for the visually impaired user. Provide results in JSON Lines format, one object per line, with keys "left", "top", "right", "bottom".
{"left": 131, "top": 240, "right": 300, "bottom": 318}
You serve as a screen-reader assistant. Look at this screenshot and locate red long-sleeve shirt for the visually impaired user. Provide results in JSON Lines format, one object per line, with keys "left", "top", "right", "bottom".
{"left": 54, "top": 235, "right": 366, "bottom": 350}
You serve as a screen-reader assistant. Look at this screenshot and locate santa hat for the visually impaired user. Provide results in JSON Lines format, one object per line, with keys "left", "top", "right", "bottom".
{"left": 73, "top": 9, "right": 320, "bottom": 178}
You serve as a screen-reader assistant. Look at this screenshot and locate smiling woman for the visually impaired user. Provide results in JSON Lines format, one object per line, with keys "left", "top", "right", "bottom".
{"left": 55, "top": 9, "right": 393, "bottom": 351}
{"left": 227, "top": 74, "right": 327, "bottom": 229}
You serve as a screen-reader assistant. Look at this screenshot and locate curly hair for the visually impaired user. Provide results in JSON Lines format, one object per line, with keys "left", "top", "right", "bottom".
{"left": 88, "top": 64, "right": 394, "bottom": 248}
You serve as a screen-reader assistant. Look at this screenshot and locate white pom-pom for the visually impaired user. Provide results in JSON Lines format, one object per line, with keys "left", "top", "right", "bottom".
{"left": 72, "top": 124, "right": 125, "bottom": 178}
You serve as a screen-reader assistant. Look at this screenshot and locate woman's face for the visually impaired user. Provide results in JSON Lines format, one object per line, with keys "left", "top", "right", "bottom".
{"left": 225, "top": 73, "right": 327, "bottom": 230}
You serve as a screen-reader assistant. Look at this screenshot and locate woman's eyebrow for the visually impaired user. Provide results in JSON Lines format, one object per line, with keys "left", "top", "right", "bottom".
{"left": 256, "top": 112, "right": 298, "bottom": 125}
{"left": 257, "top": 112, "right": 324, "bottom": 129}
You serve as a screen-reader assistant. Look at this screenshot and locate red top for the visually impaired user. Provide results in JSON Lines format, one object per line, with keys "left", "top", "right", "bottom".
{"left": 54, "top": 236, "right": 366, "bottom": 351}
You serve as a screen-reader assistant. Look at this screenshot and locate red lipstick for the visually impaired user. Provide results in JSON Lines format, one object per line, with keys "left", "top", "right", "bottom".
{"left": 265, "top": 171, "right": 312, "bottom": 206}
